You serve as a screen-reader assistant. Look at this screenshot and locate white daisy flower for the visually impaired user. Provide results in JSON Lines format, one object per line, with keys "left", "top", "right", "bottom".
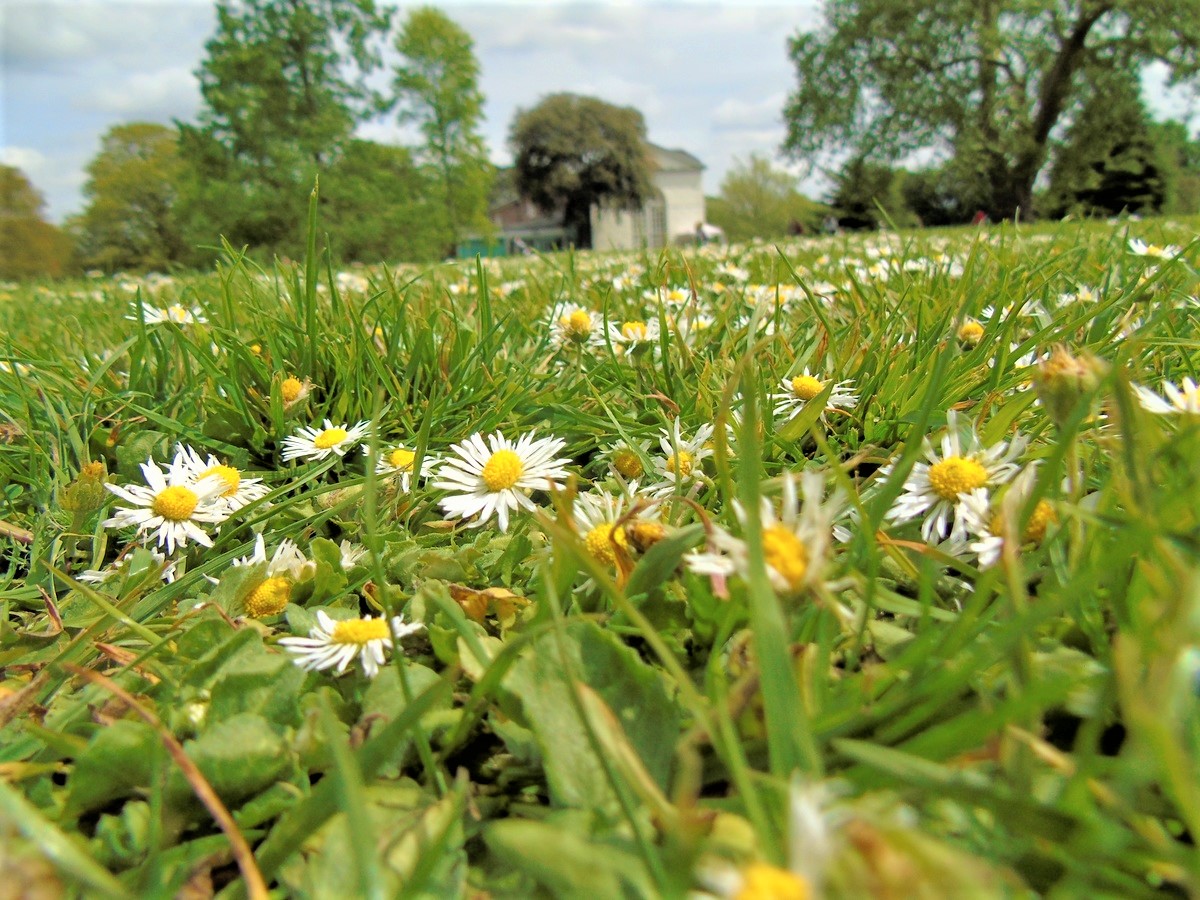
{"left": 128, "top": 302, "right": 207, "bottom": 325}
{"left": 78, "top": 549, "right": 179, "bottom": 585}
{"left": 432, "top": 431, "right": 571, "bottom": 531}
{"left": 103, "top": 458, "right": 231, "bottom": 555}
{"left": 647, "top": 418, "right": 715, "bottom": 497}
{"left": 174, "top": 444, "right": 270, "bottom": 512}
{"left": 230, "top": 533, "right": 312, "bottom": 581}
{"left": 607, "top": 318, "right": 660, "bottom": 354}
{"left": 771, "top": 369, "right": 859, "bottom": 424}
{"left": 338, "top": 540, "right": 368, "bottom": 570}
{"left": 281, "top": 419, "right": 370, "bottom": 462}
{"left": 1133, "top": 378, "right": 1200, "bottom": 415}
{"left": 278, "top": 611, "right": 424, "bottom": 679}
{"left": 960, "top": 466, "right": 1057, "bottom": 568}
{"left": 365, "top": 444, "right": 423, "bottom": 492}
{"left": 686, "top": 471, "right": 839, "bottom": 595}
{"left": 549, "top": 302, "right": 602, "bottom": 349}
{"left": 880, "top": 410, "right": 1026, "bottom": 543}
{"left": 605, "top": 439, "right": 653, "bottom": 483}
{"left": 1128, "top": 238, "right": 1182, "bottom": 259}
{"left": 571, "top": 488, "right": 636, "bottom": 572}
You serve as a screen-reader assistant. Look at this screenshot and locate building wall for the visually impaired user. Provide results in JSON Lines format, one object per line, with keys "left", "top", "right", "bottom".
{"left": 590, "top": 169, "right": 705, "bottom": 251}
{"left": 657, "top": 169, "right": 706, "bottom": 246}
{"left": 591, "top": 204, "right": 639, "bottom": 252}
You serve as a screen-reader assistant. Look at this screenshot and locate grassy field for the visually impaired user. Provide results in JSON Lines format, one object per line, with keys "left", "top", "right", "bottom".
{"left": 1, "top": 204, "right": 1199, "bottom": 898}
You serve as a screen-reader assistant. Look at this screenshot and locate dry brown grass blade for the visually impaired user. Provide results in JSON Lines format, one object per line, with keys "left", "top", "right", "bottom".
{"left": 0, "top": 519, "right": 34, "bottom": 545}
{"left": 64, "top": 664, "right": 270, "bottom": 900}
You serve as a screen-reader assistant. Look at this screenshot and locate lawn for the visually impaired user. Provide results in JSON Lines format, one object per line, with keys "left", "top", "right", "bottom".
{"left": 2, "top": 205, "right": 1199, "bottom": 898}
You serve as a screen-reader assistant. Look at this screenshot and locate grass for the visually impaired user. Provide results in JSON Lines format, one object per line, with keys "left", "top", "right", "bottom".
{"left": 1, "top": 200, "right": 1199, "bottom": 898}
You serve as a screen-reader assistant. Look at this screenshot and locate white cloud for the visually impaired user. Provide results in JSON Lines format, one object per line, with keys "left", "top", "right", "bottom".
{"left": 712, "top": 93, "right": 787, "bottom": 131}
{"left": 82, "top": 65, "right": 201, "bottom": 119}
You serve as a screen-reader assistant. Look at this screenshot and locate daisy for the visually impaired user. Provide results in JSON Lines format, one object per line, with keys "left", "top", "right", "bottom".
{"left": 129, "top": 302, "right": 207, "bottom": 325}
{"left": 432, "top": 431, "right": 571, "bottom": 531}
{"left": 549, "top": 302, "right": 602, "bottom": 349}
{"left": 79, "top": 549, "right": 178, "bottom": 585}
{"left": 686, "top": 471, "right": 839, "bottom": 596}
{"left": 279, "top": 611, "right": 424, "bottom": 679}
{"left": 228, "top": 533, "right": 313, "bottom": 617}
{"left": 1128, "top": 238, "right": 1182, "bottom": 259}
{"left": 338, "top": 540, "right": 368, "bottom": 569}
{"left": 1133, "top": 377, "right": 1200, "bottom": 415}
{"left": 103, "top": 458, "right": 231, "bottom": 554}
{"left": 365, "top": 444, "right": 423, "bottom": 492}
{"left": 174, "top": 444, "right": 270, "bottom": 512}
{"left": 607, "top": 318, "right": 660, "bottom": 354}
{"left": 279, "top": 375, "right": 312, "bottom": 409}
{"left": 959, "top": 466, "right": 1057, "bottom": 567}
{"left": 771, "top": 369, "right": 859, "bottom": 424}
{"left": 281, "top": 419, "right": 370, "bottom": 462}
{"left": 605, "top": 439, "right": 652, "bottom": 483}
{"left": 570, "top": 488, "right": 637, "bottom": 575}
{"left": 646, "top": 418, "right": 715, "bottom": 497}
{"left": 880, "top": 410, "right": 1026, "bottom": 543}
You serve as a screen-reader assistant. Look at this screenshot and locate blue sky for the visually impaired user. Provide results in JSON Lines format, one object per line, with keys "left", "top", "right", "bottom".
{"left": 2, "top": 0, "right": 825, "bottom": 222}
{"left": 2, "top": 1, "right": 1196, "bottom": 223}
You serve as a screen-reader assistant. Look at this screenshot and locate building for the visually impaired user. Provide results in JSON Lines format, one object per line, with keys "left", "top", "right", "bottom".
{"left": 476, "top": 143, "right": 706, "bottom": 256}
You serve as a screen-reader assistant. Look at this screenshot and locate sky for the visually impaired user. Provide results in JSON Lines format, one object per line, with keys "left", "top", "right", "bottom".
{"left": 1, "top": 0, "right": 825, "bottom": 223}
{"left": 2, "top": 1, "right": 1196, "bottom": 224}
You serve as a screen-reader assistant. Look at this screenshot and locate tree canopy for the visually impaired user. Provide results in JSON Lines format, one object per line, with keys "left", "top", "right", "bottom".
{"left": 0, "top": 166, "right": 71, "bottom": 279}
{"left": 509, "top": 93, "right": 654, "bottom": 249}
{"left": 706, "top": 154, "right": 829, "bottom": 241}
{"left": 783, "top": 0, "right": 1200, "bottom": 219}
{"left": 393, "top": 6, "right": 493, "bottom": 250}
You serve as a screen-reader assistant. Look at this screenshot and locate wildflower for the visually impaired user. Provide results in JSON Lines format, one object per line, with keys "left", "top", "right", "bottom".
{"left": 281, "top": 419, "right": 370, "bottom": 462}
{"left": 647, "top": 418, "right": 715, "bottom": 497}
{"left": 103, "top": 458, "right": 231, "bottom": 554}
{"left": 1032, "top": 346, "right": 1104, "bottom": 427}
{"left": 686, "top": 471, "right": 837, "bottom": 596}
{"left": 129, "top": 303, "right": 206, "bottom": 325}
{"left": 606, "top": 439, "right": 652, "bottom": 482}
{"left": 571, "top": 489, "right": 635, "bottom": 570}
{"left": 79, "top": 549, "right": 179, "bottom": 585}
{"left": 175, "top": 444, "right": 270, "bottom": 512}
{"left": 881, "top": 410, "right": 1026, "bottom": 543}
{"left": 432, "top": 431, "right": 571, "bottom": 531}
{"left": 960, "top": 466, "right": 1057, "bottom": 567}
{"left": 1134, "top": 377, "right": 1200, "bottom": 415}
{"left": 1128, "top": 238, "right": 1182, "bottom": 259}
{"left": 771, "top": 369, "right": 859, "bottom": 424}
{"left": 279, "top": 611, "right": 424, "bottom": 679}
{"left": 549, "top": 302, "right": 601, "bottom": 349}
{"left": 956, "top": 319, "right": 985, "bottom": 349}
{"left": 338, "top": 540, "right": 368, "bottom": 569}
{"left": 227, "top": 534, "right": 313, "bottom": 617}
{"left": 280, "top": 375, "right": 312, "bottom": 409}
{"left": 607, "top": 318, "right": 660, "bottom": 354}
{"left": 366, "top": 444, "right": 422, "bottom": 492}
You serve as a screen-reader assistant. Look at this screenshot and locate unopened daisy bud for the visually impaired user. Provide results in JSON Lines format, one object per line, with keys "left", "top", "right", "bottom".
{"left": 612, "top": 448, "right": 644, "bottom": 480}
{"left": 1034, "top": 346, "right": 1104, "bottom": 427}
{"left": 956, "top": 319, "right": 984, "bottom": 349}
{"left": 61, "top": 463, "right": 109, "bottom": 513}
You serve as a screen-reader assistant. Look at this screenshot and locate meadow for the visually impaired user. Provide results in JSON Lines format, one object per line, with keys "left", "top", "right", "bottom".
{"left": 1, "top": 203, "right": 1199, "bottom": 898}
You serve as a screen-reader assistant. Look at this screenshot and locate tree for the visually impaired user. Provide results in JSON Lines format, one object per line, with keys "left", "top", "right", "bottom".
{"left": 783, "top": 1, "right": 1200, "bottom": 220}
{"left": 74, "top": 123, "right": 188, "bottom": 271}
{"left": 178, "top": 0, "right": 391, "bottom": 256}
{"left": 828, "top": 156, "right": 912, "bottom": 229}
{"left": 0, "top": 166, "right": 71, "bottom": 279}
{"left": 509, "top": 93, "right": 654, "bottom": 249}
{"left": 706, "top": 154, "right": 829, "bottom": 241}
{"left": 392, "top": 7, "right": 493, "bottom": 251}
{"left": 1044, "top": 67, "right": 1167, "bottom": 217}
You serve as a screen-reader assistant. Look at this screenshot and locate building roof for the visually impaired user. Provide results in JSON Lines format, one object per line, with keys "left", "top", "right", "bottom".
{"left": 649, "top": 144, "right": 705, "bottom": 172}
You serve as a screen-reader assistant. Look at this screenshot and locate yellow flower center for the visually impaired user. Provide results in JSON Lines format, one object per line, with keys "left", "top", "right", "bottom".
{"left": 481, "top": 449, "right": 524, "bottom": 491}
{"left": 331, "top": 617, "right": 390, "bottom": 645}
{"left": 927, "top": 456, "right": 989, "bottom": 501}
{"left": 666, "top": 450, "right": 694, "bottom": 478}
{"left": 621, "top": 321, "right": 648, "bottom": 341}
{"left": 199, "top": 464, "right": 241, "bottom": 497}
{"left": 80, "top": 461, "right": 105, "bottom": 480}
{"left": 151, "top": 485, "right": 199, "bottom": 521}
{"left": 1023, "top": 499, "right": 1057, "bottom": 544}
{"left": 734, "top": 863, "right": 811, "bottom": 900}
{"left": 250, "top": 343, "right": 262, "bottom": 355}
{"left": 790, "top": 375, "right": 824, "bottom": 401}
{"left": 387, "top": 448, "right": 416, "bottom": 471}
{"left": 167, "top": 305, "right": 188, "bottom": 322}
{"left": 625, "top": 519, "right": 666, "bottom": 552}
{"left": 313, "top": 427, "right": 348, "bottom": 450}
{"left": 560, "top": 309, "right": 593, "bottom": 339}
{"left": 244, "top": 576, "right": 291, "bottom": 618}
{"left": 281, "top": 376, "right": 304, "bottom": 403}
{"left": 584, "top": 523, "right": 629, "bottom": 565}
{"left": 612, "top": 448, "right": 644, "bottom": 479}
{"left": 958, "top": 321, "right": 985, "bottom": 345}
{"left": 762, "top": 525, "right": 809, "bottom": 592}
{"left": 1145, "top": 244, "right": 1163, "bottom": 256}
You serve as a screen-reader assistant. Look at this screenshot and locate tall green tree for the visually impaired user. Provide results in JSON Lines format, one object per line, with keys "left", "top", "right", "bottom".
{"left": 706, "top": 154, "right": 828, "bottom": 241}
{"left": 783, "top": 0, "right": 1200, "bottom": 219}
{"left": 178, "top": 0, "right": 391, "bottom": 256}
{"left": 509, "top": 93, "right": 653, "bottom": 249}
{"left": 0, "top": 166, "right": 71, "bottom": 279}
{"left": 392, "top": 7, "right": 493, "bottom": 251}
{"left": 74, "top": 123, "right": 188, "bottom": 271}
